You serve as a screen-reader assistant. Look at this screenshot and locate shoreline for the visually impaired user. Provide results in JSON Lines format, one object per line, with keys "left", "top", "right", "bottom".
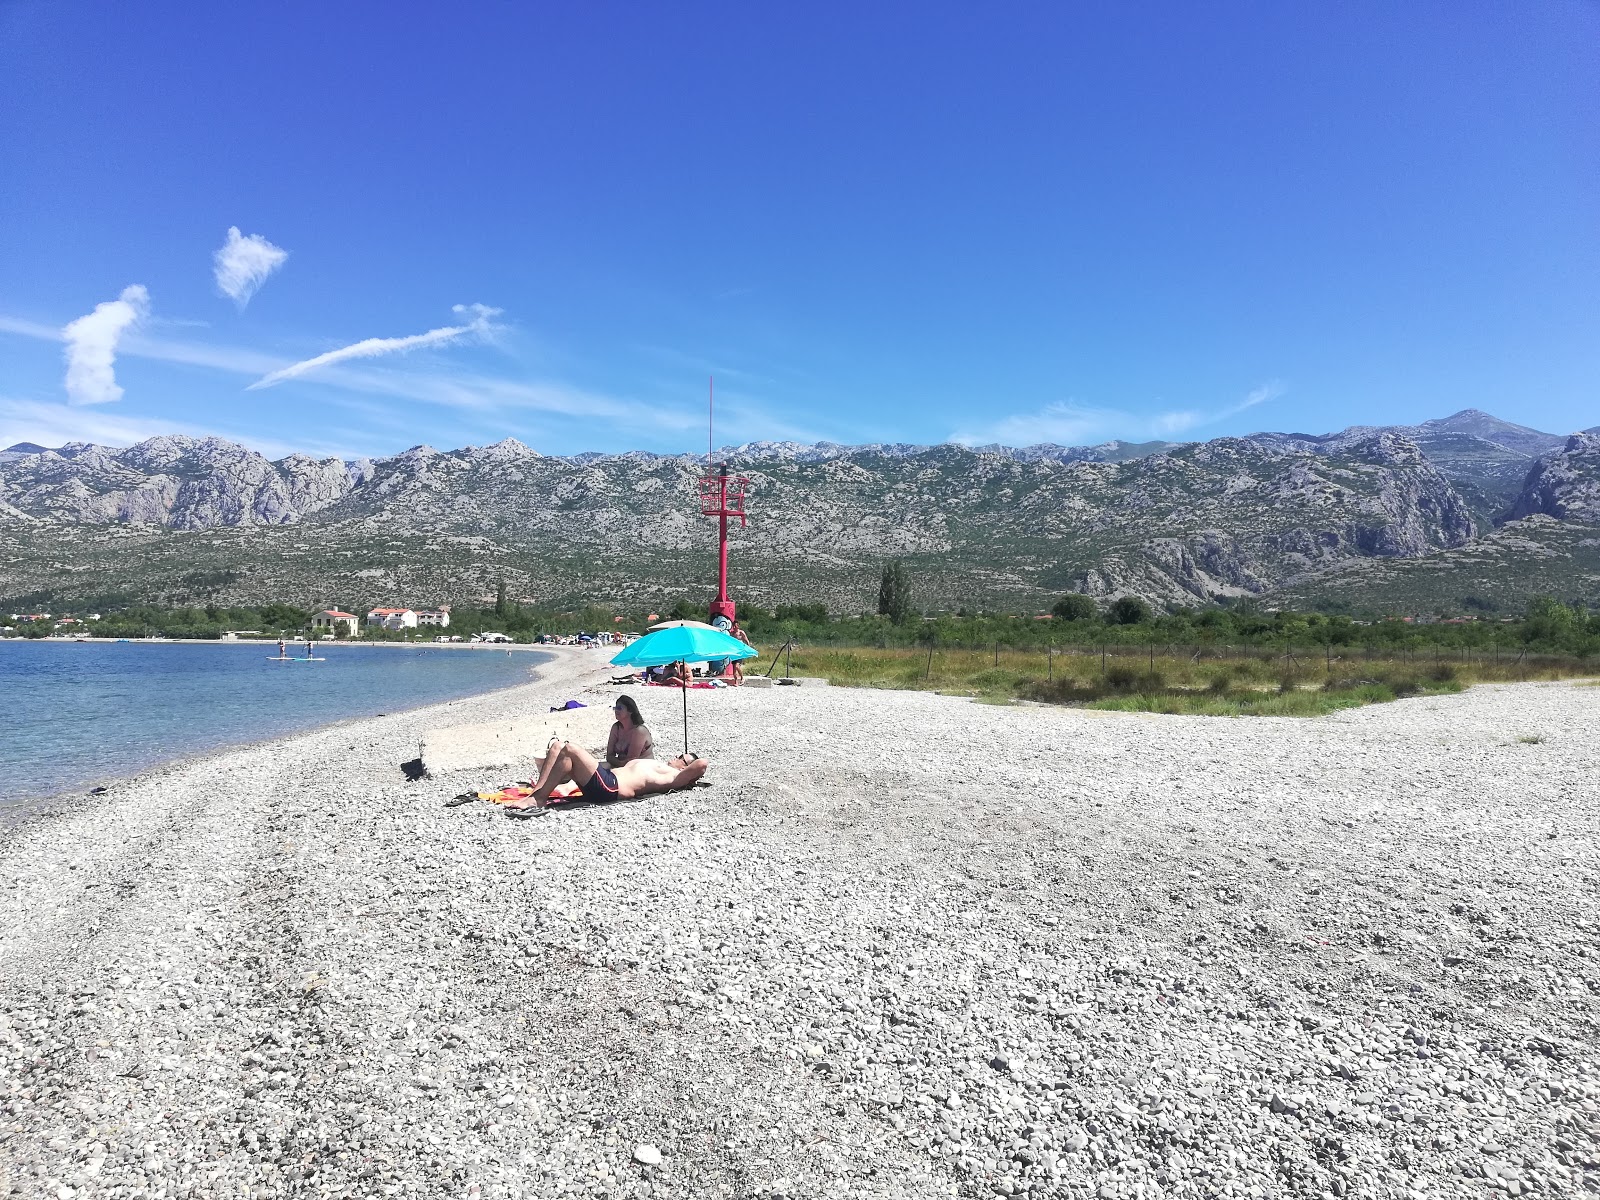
{"left": 2, "top": 677, "right": 1596, "bottom": 1197}
{"left": 0, "top": 644, "right": 572, "bottom": 836}
{"left": 0, "top": 636, "right": 565, "bottom": 651}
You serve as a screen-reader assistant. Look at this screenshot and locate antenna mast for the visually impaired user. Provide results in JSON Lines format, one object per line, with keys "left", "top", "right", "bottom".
{"left": 696, "top": 373, "right": 749, "bottom": 627}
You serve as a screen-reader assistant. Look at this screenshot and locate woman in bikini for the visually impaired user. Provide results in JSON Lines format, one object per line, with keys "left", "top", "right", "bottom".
{"left": 605, "top": 694, "right": 655, "bottom": 767}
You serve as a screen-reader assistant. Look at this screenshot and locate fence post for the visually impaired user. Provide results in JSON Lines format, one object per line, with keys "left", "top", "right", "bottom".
{"left": 1048, "top": 642, "right": 1053, "bottom": 683}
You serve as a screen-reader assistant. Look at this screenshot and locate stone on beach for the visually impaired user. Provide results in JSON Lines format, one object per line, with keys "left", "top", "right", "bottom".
{"left": 1, "top": 649, "right": 1598, "bottom": 1199}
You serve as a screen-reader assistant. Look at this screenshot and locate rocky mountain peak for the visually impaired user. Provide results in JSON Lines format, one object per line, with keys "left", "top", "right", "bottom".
{"left": 1416, "top": 409, "right": 1566, "bottom": 456}
{"left": 1505, "top": 433, "right": 1600, "bottom": 524}
{"left": 1353, "top": 431, "right": 1425, "bottom": 467}
{"left": 461, "top": 438, "right": 540, "bottom": 464}
{"left": 1563, "top": 431, "right": 1600, "bottom": 454}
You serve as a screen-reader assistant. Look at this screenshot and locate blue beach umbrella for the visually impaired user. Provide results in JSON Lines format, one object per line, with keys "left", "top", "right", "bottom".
{"left": 610, "top": 625, "right": 758, "bottom": 756}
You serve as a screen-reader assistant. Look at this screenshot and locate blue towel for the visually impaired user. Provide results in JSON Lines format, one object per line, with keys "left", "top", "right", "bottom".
{"left": 548, "top": 700, "right": 587, "bottom": 712}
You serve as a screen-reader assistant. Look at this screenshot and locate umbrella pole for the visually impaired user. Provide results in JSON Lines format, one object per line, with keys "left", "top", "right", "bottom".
{"left": 680, "top": 661, "right": 691, "bottom": 756}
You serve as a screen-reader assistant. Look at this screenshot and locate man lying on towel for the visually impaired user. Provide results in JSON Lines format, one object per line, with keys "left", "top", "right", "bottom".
{"left": 503, "top": 740, "right": 707, "bottom": 809}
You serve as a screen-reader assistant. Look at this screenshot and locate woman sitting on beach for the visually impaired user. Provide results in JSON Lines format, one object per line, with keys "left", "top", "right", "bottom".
{"left": 605, "top": 694, "right": 655, "bottom": 767}
{"left": 650, "top": 661, "right": 687, "bottom": 687}
{"left": 504, "top": 739, "right": 707, "bottom": 809}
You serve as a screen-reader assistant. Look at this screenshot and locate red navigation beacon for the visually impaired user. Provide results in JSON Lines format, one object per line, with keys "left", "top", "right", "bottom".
{"left": 697, "top": 459, "right": 749, "bottom": 625}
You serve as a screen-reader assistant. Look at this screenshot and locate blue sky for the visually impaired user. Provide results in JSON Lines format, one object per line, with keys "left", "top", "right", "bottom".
{"left": 0, "top": 2, "right": 1595, "bottom": 459}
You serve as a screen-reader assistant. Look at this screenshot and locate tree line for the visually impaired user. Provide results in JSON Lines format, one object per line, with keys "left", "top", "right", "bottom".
{"left": 6, "top": 570, "right": 1600, "bottom": 657}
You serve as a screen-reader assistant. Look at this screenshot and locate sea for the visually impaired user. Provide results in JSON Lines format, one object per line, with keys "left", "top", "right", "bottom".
{"left": 0, "top": 640, "right": 548, "bottom": 810}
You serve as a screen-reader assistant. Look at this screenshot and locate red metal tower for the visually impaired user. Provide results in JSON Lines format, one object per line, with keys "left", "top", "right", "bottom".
{"left": 697, "top": 377, "right": 750, "bottom": 624}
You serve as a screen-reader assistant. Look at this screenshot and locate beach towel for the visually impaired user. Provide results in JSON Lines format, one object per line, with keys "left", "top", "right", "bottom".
{"left": 465, "top": 782, "right": 581, "bottom": 805}
{"left": 548, "top": 700, "right": 587, "bottom": 712}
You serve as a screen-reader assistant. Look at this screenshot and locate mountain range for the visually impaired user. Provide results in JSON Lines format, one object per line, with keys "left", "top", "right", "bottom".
{"left": 2, "top": 409, "right": 1597, "bottom": 615}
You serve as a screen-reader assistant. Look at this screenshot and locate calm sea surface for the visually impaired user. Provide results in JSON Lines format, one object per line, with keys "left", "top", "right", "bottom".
{"left": 0, "top": 641, "right": 548, "bottom": 809}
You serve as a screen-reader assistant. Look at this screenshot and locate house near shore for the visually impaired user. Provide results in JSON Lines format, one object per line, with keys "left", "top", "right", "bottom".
{"left": 366, "top": 607, "right": 418, "bottom": 631}
{"left": 312, "top": 609, "right": 360, "bottom": 636}
{"left": 415, "top": 605, "right": 451, "bottom": 628}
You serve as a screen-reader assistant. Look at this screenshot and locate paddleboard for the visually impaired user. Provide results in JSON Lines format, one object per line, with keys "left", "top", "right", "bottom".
{"left": 266, "top": 657, "right": 327, "bottom": 662}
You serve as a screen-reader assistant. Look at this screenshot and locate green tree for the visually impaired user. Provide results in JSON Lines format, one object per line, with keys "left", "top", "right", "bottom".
{"left": 1107, "top": 595, "right": 1153, "bottom": 625}
{"left": 1523, "top": 595, "right": 1577, "bottom": 648}
{"left": 877, "top": 559, "right": 914, "bottom": 625}
{"left": 1051, "top": 593, "right": 1098, "bottom": 621}
{"left": 494, "top": 579, "right": 508, "bottom": 618}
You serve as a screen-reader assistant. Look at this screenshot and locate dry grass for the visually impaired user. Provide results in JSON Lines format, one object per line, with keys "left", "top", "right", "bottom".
{"left": 762, "top": 643, "right": 1593, "bottom": 718}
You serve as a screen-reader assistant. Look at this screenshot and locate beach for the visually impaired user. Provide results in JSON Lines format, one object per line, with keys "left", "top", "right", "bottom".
{"left": 2, "top": 650, "right": 1597, "bottom": 1199}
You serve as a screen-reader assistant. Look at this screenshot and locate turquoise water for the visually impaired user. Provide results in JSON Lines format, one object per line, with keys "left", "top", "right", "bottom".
{"left": 0, "top": 641, "right": 548, "bottom": 808}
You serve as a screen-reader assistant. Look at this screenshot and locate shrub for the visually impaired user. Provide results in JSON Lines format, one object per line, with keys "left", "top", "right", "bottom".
{"left": 1104, "top": 665, "right": 1139, "bottom": 690}
{"left": 1389, "top": 677, "right": 1421, "bottom": 697}
{"left": 1428, "top": 663, "right": 1458, "bottom": 682}
{"left": 1206, "top": 673, "right": 1232, "bottom": 695}
{"left": 1051, "top": 593, "right": 1099, "bottom": 621}
{"left": 1107, "top": 596, "right": 1153, "bottom": 625}
{"left": 1129, "top": 670, "right": 1165, "bottom": 693}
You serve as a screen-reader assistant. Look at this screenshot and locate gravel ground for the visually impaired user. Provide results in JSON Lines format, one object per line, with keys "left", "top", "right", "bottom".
{"left": 2, "top": 649, "right": 1598, "bottom": 1200}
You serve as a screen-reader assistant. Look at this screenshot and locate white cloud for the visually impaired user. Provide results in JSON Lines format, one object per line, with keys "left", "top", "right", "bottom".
{"left": 952, "top": 381, "right": 1285, "bottom": 449}
{"left": 0, "top": 395, "right": 326, "bottom": 459}
{"left": 953, "top": 401, "right": 1126, "bottom": 448}
{"left": 60, "top": 285, "right": 150, "bottom": 405}
{"left": 2, "top": 306, "right": 696, "bottom": 439}
{"left": 213, "top": 227, "right": 289, "bottom": 307}
{"left": 247, "top": 304, "right": 503, "bottom": 390}
{"left": 0, "top": 315, "right": 66, "bottom": 340}
{"left": 1239, "top": 381, "right": 1285, "bottom": 412}
{"left": 0, "top": 395, "right": 188, "bottom": 449}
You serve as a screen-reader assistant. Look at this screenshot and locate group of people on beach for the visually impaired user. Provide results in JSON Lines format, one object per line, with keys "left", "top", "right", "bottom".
{"left": 503, "top": 693, "right": 706, "bottom": 811}
{"left": 637, "top": 618, "right": 753, "bottom": 687}
{"left": 500, "top": 616, "right": 758, "bottom": 812}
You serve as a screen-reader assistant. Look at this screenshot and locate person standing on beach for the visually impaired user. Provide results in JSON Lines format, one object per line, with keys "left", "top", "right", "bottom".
{"left": 729, "top": 620, "right": 753, "bottom": 684}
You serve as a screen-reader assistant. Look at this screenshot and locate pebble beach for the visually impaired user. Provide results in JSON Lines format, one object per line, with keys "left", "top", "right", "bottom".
{"left": 2, "top": 648, "right": 1597, "bottom": 1200}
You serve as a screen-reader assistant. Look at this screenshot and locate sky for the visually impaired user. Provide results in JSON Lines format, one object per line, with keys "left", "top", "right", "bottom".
{"left": 0, "top": 1, "right": 1595, "bottom": 460}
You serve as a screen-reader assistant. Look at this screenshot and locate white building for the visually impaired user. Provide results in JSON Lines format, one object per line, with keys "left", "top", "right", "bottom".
{"left": 366, "top": 607, "right": 418, "bottom": 631}
{"left": 312, "top": 609, "right": 360, "bottom": 637}
{"left": 415, "top": 605, "right": 451, "bottom": 628}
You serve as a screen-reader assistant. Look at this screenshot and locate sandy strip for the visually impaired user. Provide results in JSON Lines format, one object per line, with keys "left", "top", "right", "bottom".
{"left": 2, "top": 665, "right": 1598, "bottom": 1200}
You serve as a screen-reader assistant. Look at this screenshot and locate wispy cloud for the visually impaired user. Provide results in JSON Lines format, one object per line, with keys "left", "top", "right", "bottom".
{"left": 0, "top": 315, "right": 67, "bottom": 341}
{"left": 61, "top": 285, "right": 150, "bottom": 405}
{"left": 3, "top": 311, "right": 286, "bottom": 377}
{"left": 314, "top": 364, "right": 705, "bottom": 437}
{"left": 0, "top": 395, "right": 329, "bottom": 459}
{"left": 247, "top": 304, "right": 503, "bottom": 390}
{"left": 633, "top": 344, "right": 769, "bottom": 384}
{"left": 213, "top": 227, "right": 289, "bottom": 308}
{"left": 0, "top": 394, "right": 188, "bottom": 449}
{"left": 952, "top": 381, "right": 1284, "bottom": 448}
{"left": 2, "top": 308, "right": 693, "bottom": 439}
